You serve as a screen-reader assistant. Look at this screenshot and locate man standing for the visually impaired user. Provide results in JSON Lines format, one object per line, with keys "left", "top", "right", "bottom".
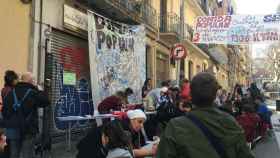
{"left": 2, "top": 72, "right": 50, "bottom": 158}
{"left": 157, "top": 72, "right": 254, "bottom": 158}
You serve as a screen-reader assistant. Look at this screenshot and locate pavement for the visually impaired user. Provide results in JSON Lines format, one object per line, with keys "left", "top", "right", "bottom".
{"left": 253, "top": 133, "right": 280, "bottom": 158}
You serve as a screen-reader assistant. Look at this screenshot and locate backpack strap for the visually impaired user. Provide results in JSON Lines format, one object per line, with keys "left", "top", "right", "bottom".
{"left": 12, "top": 89, "right": 32, "bottom": 111}
{"left": 185, "top": 114, "right": 227, "bottom": 158}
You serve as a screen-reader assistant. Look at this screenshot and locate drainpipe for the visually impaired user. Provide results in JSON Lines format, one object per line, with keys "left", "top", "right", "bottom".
{"left": 176, "top": 0, "right": 185, "bottom": 85}
{"left": 38, "top": 0, "right": 43, "bottom": 82}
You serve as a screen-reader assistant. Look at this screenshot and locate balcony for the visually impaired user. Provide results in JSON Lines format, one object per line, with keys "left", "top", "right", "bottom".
{"left": 139, "top": 2, "right": 157, "bottom": 30}
{"left": 184, "top": 24, "right": 194, "bottom": 41}
{"left": 197, "top": 0, "right": 209, "bottom": 15}
{"left": 87, "top": 0, "right": 157, "bottom": 30}
{"left": 159, "top": 12, "right": 181, "bottom": 45}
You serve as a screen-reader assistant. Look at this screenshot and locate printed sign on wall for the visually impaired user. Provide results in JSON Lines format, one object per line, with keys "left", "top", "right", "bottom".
{"left": 88, "top": 12, "right": 146, "bottom": 110}
{"left": 193, "top": 14, "right": 280, "bottom": 44}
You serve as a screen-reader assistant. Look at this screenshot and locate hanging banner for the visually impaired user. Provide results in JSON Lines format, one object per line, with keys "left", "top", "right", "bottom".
{"left": 88, "top": 11, "right": 146, "bottom": 109}
{"left": 193, "top": 14, "right": 280, "bottom": 44}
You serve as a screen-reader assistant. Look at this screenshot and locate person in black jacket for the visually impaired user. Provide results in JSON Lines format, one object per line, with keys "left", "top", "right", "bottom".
{"left": 2, "top": 72, "right": 50, "bottom": 158}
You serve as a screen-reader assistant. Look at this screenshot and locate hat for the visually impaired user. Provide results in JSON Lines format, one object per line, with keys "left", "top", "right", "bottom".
{"left": 127, "top": 109, "right": 147, "bottom": 120}
{"left": 160, "top": 87, "right": 169, "bottom": 93}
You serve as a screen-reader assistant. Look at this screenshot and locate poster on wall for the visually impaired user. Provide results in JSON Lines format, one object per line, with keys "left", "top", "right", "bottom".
{"left": 87, "top": 11, "right": 146, "bottom": 110}
{"left": 193, "top": 14, "right": 280, "bottom": 44}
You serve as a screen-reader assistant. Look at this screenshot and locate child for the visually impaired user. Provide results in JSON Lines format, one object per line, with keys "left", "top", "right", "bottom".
{"left": 102, "top": 121, "right": 133, "bottom": 158}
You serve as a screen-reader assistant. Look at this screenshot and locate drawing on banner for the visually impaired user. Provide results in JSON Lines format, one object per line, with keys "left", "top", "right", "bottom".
{"left": 88, "top": 12, "right": 146, "bottom": 106}
{"left": 52, "top": 46, "right": 94, "bottom": 130}
{"left": 193, "top": 14, "right": 280, "bottom": 44}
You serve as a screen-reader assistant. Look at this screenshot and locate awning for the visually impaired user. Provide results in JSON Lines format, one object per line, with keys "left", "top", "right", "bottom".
{"left": 208, "top": 47, "right": 228, "bottom": 65}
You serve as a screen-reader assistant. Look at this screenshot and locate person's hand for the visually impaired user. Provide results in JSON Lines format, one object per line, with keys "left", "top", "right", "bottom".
{"left": 151, "top": 143, "right": 158, "bottom": 156}
{"left": 37, "top": 85, "right": 43, "bottom": 91}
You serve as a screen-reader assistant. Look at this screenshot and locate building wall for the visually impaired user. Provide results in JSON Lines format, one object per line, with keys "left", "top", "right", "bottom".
{"left": 0, "top": 1, "right": 31, "bottom": 88}
{"left": 183, "top": 0, "right": 210, "bottom": 80}
{"left": 185, "top": 0, "right": 200, "bottom": 26}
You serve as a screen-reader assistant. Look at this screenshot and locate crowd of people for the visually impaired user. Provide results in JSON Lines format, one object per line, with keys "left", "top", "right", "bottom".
{"left": 0, "top": 70, "right": 50, "bottom": 158}
{"left": 76, "top": 72, "right": 272, "bottom": 158}
{"left": 0, "top": 70, "right": 273, "bottom": 158}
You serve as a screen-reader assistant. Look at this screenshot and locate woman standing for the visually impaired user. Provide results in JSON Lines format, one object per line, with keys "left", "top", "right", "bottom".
{"left": 1, "top": 70, "right": 19, "bottom": 98}
{"left": 142, "top": 79, "right": 152, "bottom": 98}
{"left": 0, "top": 70, "right": 18, "bottom": 158}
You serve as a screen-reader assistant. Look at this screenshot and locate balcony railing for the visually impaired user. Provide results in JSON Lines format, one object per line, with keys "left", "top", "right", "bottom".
{"left": 139, "top": 2, "right": 157, "bottom": 29}
{"left": 184, "top": 24, "right": 194, "bottom": 41}
{"left": 159, "top": 12, "right": 181, "bottom": 35}
{"left": 196, "top": 0, "right": 209, "bottom": 15}
{"left": 106, "top": 0, "right": 157, "bottom": 29}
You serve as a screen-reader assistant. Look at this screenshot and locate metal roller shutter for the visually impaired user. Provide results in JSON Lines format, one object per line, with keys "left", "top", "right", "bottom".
{"left": 45, "top": 29, "right": 94, "bottom": 137}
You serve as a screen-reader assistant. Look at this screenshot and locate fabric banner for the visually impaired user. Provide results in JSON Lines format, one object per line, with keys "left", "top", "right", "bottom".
{"left": 88, "top": 11, "right": 146, "bottom": 110}
{"left": 193, "top": 14, "right": 280, "bottom": 44}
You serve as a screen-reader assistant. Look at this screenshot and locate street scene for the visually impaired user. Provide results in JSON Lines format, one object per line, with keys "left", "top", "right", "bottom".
{"left": 1, "top": 0, "right": 280, "bottom": 158}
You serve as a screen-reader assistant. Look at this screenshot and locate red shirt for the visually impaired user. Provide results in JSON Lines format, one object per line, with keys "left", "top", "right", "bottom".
{"left": 98, "top": 95, "right": 123, "bottom": 114}
{"left": 181, "top": 83, "right": 191, "bottom": 101}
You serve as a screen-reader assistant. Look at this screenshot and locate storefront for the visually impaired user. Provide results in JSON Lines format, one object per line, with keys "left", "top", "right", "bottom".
{"left": 40, "top": 3, "right": 94, "bottom": 134}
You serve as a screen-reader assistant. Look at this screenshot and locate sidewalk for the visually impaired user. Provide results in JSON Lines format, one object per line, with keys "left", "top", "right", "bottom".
{"left": 51, "top": 141, "right": 78, "bottom": 158}
{"left": 253, "top": 133, "right": 280, "bottom": 158}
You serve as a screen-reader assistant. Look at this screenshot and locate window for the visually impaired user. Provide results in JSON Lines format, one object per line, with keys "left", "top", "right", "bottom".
{"left": 156, "top": 52, "right": 169, "bottom": 86}
{"left": 146, "top": 45, "right": 152, "bottom": 79}
{"left": 188, "top": 61, "right": 193, "bottom": 80}
{"left": 196, "top": 65, "right": 201, "bottom": 73}
{"left": 180, "top": 59, "right": 185, "bottom": 80}
{"left": 202, "top": 63, "right": 207, "bottom": 72}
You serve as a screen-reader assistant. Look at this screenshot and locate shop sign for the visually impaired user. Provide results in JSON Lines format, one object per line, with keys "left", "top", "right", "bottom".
{"left": 64, "top": 5, "right": 88, "bottom": 31}
{"left": 171, "top": 44, "right": 187, "bottom": 60}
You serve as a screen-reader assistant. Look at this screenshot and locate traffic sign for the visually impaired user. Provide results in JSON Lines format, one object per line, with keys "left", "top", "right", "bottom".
{"left": 171, "top": 44, "right": 187, "bottom": 60}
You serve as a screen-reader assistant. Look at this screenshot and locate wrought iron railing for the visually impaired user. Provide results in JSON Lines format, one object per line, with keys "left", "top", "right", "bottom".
{"left": 184, "top": 24, "right": 194, "bottom": 41}
{"left": 159, "top": 12, "right": 181, "bottom": 35}
{"left": 107, "top": 0, "right": 157, "bottom": 29}
{"left": 196, "top": 0, "right": 209, "bottom": 15}
{"left": 139, "top": 2, "right": 158, "bottom": 29}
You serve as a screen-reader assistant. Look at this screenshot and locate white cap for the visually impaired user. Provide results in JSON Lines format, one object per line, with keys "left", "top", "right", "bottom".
{"left": 127, "top": 109, "right": 147, "bottom": 121}
{"left": 160, "top": 87, "right": 169, "bottom": 93}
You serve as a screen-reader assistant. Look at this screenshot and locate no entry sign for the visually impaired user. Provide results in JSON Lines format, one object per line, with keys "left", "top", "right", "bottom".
{"left": 171, "top": 44, "right": 187, "bottom": 60}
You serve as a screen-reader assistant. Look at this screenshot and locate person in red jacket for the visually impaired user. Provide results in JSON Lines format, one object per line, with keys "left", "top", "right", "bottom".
{"left": 236, "top": 103, "right": 261, "bottom": 143}
{"left": 98, "top": 88, "right": 134, "bottom": 114}
{"left": 180, "top": 79, "right": 191, "bottom": 102}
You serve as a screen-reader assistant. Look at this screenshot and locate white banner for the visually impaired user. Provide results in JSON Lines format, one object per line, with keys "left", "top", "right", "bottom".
{"left": 88, "top": 11, "right": 146, "bottom": 110}
{"left": 193, "top": 14, "right": 280, "bottom": 44}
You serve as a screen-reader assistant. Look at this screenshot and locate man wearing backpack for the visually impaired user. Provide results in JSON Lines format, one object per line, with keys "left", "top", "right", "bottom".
{"left": 157, "top": 72, "right": 254, "bottom": 158}
{"left": 2, "top": 72, "right": 50, "bottom": 158}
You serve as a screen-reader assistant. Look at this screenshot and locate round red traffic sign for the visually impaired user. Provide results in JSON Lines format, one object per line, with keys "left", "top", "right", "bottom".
{"left": 171, "top": 44, "right": 187, "bottom": 60}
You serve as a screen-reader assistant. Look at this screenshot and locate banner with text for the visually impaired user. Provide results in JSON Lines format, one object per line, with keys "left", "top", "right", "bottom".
{"left": 193, "top": 14, "right": 280, "bottom": 44}
{"left": 88, "top": 11, "right": 146, "bottom": 109}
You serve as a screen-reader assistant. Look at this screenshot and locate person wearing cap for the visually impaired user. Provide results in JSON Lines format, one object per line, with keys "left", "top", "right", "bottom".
{"left": 122, "top": 109, "right": 157, "bottom": 157}
{"left": 76, "top": 109, "right": 157, "bottom": 158}
{"left": 144, "top": 86, "right": 169, "bottom": 111}
{"left": 157, "top": 72, "right": 254, "bottom": 158}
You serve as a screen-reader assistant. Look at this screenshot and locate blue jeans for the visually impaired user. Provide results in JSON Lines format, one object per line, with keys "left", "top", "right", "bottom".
{"left": 9, "top": 137, "right": 34, "bottom": 158}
